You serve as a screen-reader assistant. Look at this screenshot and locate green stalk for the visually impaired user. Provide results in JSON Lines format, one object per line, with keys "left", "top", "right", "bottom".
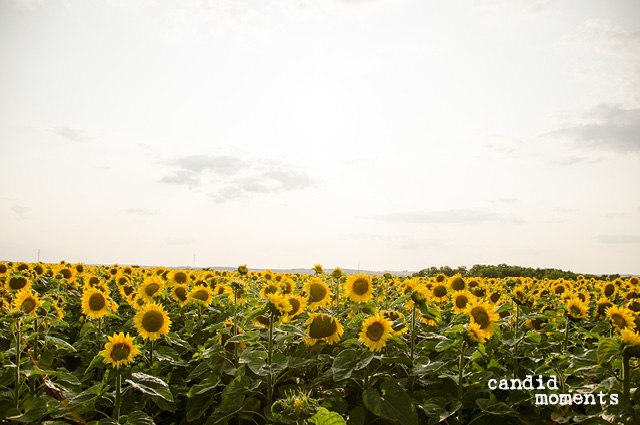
{"left": 563, "top": 316, "right": 570, "bottom": 352}
{"left": 409, "top": 304, "right": 417, "bottom": 393}
{"left": 513, "top": 303, "right": 519, "bottom": 380}
{"left": 267, "top": 309, "right": 275, "bottom": 405}
{"left": 233, "top": 288, "right": 239, "bottom": 366}
{"left": 623, "top": 353, "right": 631, "bottom": 405}
{"left": 149, "top": 340, "right": 155, "bottom": 366}
{"left": 15, "top": 319, "right": 21, "bottom": 408}
{"left": 114, "top": 372, "right": 122, "bottom": 420}
{"left": 458, "top": 340, "right": 466, "bottom": 424}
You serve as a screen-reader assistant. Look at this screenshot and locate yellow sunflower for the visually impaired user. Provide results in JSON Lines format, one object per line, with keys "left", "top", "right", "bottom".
{"left": 431, "top": 283, "right": 448, "bottom": 302}
{"left": 81, "top": 287, "right": 114, "bottom": 319}
{"left": 100, "top": 332, "right": 141, "bottom": 369}
{"left": 467, "top": 322, "right": 489, "bottom": 344}
{"left": 260, "top": 282, "right": 280, "bottom": 299}
{"left": 266, "top": 292, "right": 292, "bottom": 315}
{"left": 170, "top": 284, "right": 189, "bottom": 307}
{"left": 345, "top": 274, "right": 374, "bottom": 303}
{"left": 359, "top": 315, "right": 393, "bottom": 352}
{"left": 167, "top": 269, "right": 189, "bottom": 286}
{"left": 606, "top": 305, "right": 636, "bottom": 331}
{"left": 566, "top": 297, "right": 589, "bottom": 320}
{"left": 621, "top": 328, "right": 640, "bottom": 347}
{"left": 139, "top": 275, "right": 165, "bottom": 302}
{"left": 597, "top": 299, "right": 614, "bottom": 318}
{"left": 283, "top": 295, "right": 307, "bottom": 323}
{"left": 134, "top": 302, "right": 171, "bottom": 341}
{"left": 449, "top": 274, "right": 466, "bottom": 292}
{"left": 279, "top": 277, "right": 295, "bottom": 295}
{"left": 313, "top": 264, "right": 324, "bottom": 274}
{"left": 5, "top": 275, "right": 31, "bottom": 293}
{"left": 304, "top": 313, "right": 343, "bottom": 346}
{"left": 600, "top": 282, "right": 617, "bottom": 299}
{"left": 189, "top": 286, "right": 213, "bottom": 307}
{"left": 452, "top": 291, "right": 472, "bottom": 314}
{"left": 305, "top": 278, "right": 332, "bottom": 309}
{"left": 466, "top": 300, "right": 499, "bottom": 337}
{"left": 12, "top": 288, "right": 41, "bottom": 315}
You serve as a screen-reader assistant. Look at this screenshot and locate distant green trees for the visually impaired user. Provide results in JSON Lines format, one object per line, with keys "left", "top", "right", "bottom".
{"left": 412, "top": 263, "right": 620, "bottom": 281}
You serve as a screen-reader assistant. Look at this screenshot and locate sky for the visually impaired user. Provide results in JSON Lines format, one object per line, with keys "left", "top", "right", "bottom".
{"left": 1, "top": 0, "right": 639, "bottom": 275}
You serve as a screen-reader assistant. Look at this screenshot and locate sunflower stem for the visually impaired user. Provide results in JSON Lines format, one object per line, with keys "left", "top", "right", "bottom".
{"left": 409, "top": 304, "right": 417, "bottom": 393}
{"left": 233, "top": 288, "right": 239, "bottom": 367}
{"left": 458, "top": 340, "right": 466, "bottom": 423}
{"left": 563, "top": 315, "right": 570, "bottom": 352}
{"left": 149, "top": 340, "right": 155, "bottom": 366}
{"left": 114, "top": 371, "right": 122, "bottom": 420}
{"left": 267, "top": 309, "right": 275, "bottom": 406}
{"left": 513, "top": 303, "right": 519, "bottom": 380}
{"left": 14, "top": 318, "right": 21, "bottom": 408}
{"left": 623, "top": 353, "right": 631, "bottom": 405}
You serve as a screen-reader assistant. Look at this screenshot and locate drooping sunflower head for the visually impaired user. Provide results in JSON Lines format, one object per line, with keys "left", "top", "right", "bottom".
{"left": 283, "top": 295, "right": 307, "bottom": 323}
{"left": 134, "top": 302, "right": 171, "bottom": 341}
{"left": 279, "top": 278, "right": 295, "bottom": 295}
{"left": 606, "top": 305, "right": 636, "bottom": 331}
{"left": 345, "top": 274, "right": 374, "bottom": 303}
{"left": 305, "top": 278, "right": 332, "bottom": 309}
{"left": 359, "top": 315, "right": 393, "bottom": 352}
{"left": 566, "top": 297, "right": 589, "bottom": 320}
{"left": 5, "top": 275, "right": 31, "bottom": 293}
{"left": 115, "top": 275, "right": 131, "bottom": 288}
{"left": 100, "top": 332, "right": 141, "bottom": 369}
{"left": 260, "top": 282, "right": 280, "bottom": 299}
{"left": 304, "top": 313, "right": 343, "bottom": 346}
{"left": 449, "top": 274, "right": 466, "bottom": 292}
{"left": 466, "top": 300, "right": 499, "bottom": 336}
{"left": 12, "top": 288, "right": 41, "bottom": 316}
{"left": 597, "top": 299, "right": 614, "bottom": 318}
{"left": 81, "top": 287, "right": 114, "bottom": 319}
{"left": 170, "top": 284, "right": 189, "bottom": 306}
{"left": 467, "top": 321, "right": 489, "bottom": 344}
{"left": 601, "top": 282, "right": 617, "bottom": 299}
{"left": 189, "top": 286, "right": 213, "bottom": 307}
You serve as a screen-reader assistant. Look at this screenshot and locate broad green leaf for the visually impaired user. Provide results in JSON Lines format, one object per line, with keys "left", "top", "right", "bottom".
{"left": 332, "top": 349, "right": 357, "bottom": 381}
{"left": 188, "top": 373, "right": 220, "bottom": 398}
{"left": 475, "top": 398, "right": 515, "bottom": 415}
{"left": 126, "top": 372, "right": 174, "bottom": 402}
{"left": 44, "top": 336, "right": 76, "bottom": 352}
{"left": 5, "top": 397, "right": 47, "bottom": 423}
{"left": 308, "top": 407, "right": 346, "bottom": 425}
{"left": 363, "top": 379, "right": 418, "bottom": 425}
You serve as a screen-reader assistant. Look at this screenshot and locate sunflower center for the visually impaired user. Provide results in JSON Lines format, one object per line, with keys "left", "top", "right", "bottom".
{"left": 0, "top": 264, "right": 7, "bottom": 273}
{"left": 490, "top": 292, "right": 500, "bottom": 303}
{"left": 570, "top": 305, "right": 582, "bottom": 317}
{"left": 436, "top": 275, "right": 445, "bottom": 283}
{"left": 264, "top": 284, "right": 278, "bottom": 296}
{"left": 192, "top": 289, "right": 209, "bottom": 301}
{"left": 89, "top": 292, "right": 106, "bottom": 311}
{"left": 471, "top": 307, "right": 490, "bottom": 328}
{"left": 598, "top": 302, "right": 612, "bottom": 316}
{"left": 308, "top": 316, "right": 337, "bottom": 339}
{"left": 89, "top": 276, "right": 100, "bottom": 286}
{"left": 577, "top": 293, "right": 586, "bottom": 302}
{"left": 352, "top": 278, "right": 370, "bottom": 296}
{"left": 433, "top": 285, "right": 447, "bottom": 298}
{"left": 9, "top": 277, "right": 28, "bottom": 290}
{"left": 123, "top": 286, "right": 134, "bottom": 296}
{"left": 612, "top": 314, "right": 626, "bottom": 328}
{"left": 174, "top": 272, "right": 188, "bottom": 284}
{"left": 604, "top": 284, "right": 615, "bottom": 297}
{"left": 455, "top": 295, "right": 469, "bottom": 309}
{"left": 451, "top": 278, "right": 465, "bottom": 291}
{"left": 60, "top": 269, "right": 72, "bottom": 279}
{"left": 174, "top": 286, "right": 187, "bottom": 301}
{"left": 142, "top": 311, "right": 164, "bottom": 332}
{"left": 309, "top": 283, "right": 327, "bottom": 303}
{"left": 111, "top": 343, "right": 131, "bottom": 361}
{"left": 34, "top": 265, "right": 44, "bottom": 275}
{"left": 288, "top": 298, "right": 301, "bottom": 315}
{"left": 145, "top": 283, "right": 159, "bottom": 297}
{"left": 21, "top": 298, "right": 36, "bottom": 314}
{"left": 365, "top": 322, "right": 385, "bottom": 341}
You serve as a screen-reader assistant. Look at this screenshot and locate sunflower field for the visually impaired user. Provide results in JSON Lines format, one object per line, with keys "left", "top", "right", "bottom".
{"left": 1, "top": 261, "right": 640, "bottom": 425}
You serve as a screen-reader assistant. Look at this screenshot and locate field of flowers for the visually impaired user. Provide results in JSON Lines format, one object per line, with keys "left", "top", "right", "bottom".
{"left": 1, "top": 261, "right": 639, "bottom": 424}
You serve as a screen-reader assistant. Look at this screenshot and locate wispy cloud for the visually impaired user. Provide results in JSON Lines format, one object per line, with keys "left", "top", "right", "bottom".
{"left": 11, "top": 205, "right": 30, "bottom": 220}
{"left": 54, "top": 126, "right": 91, "bottom": 143}
{"left": 159, "top": 154, "right": 317, "bottom": 202}
{"left": 597, "top": 235, "right": 640, "bottom": 244}
{"left": 371, "top": 209, "right": 503, "bottom": 224}
{"left": 125, "top": 208, "right": 156, "bottom": 216}
{"left": 545, "top": 104, "right": 640, "bottom": 153}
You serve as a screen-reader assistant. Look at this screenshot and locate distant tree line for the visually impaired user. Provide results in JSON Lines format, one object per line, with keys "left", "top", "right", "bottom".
{"left": 412, "top": 264, "right": 620, "bottom": 281}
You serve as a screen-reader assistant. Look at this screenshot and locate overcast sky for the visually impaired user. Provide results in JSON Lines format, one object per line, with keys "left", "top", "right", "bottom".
{"left": 1, "top": 0, "right": 639, "bottom": 275}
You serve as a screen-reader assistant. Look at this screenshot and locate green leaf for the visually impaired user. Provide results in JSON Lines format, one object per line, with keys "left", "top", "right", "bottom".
{"left": 44, "top": 336, "right": 76, "bottom": 352}
{"left": 240, "top": 351, "right": 288, "bottom": 376}
{"left": 308, "top": 407, "right": 346, "bottom": 425}
{"left": 154, "top": 346, "right": 188, "bottom": 366}
{"left": 598, "top": 337, "right": 620, "bottom": 364}
{"left": 363, "top": 379, "right": 418, "bottom": 425}
{"left": 475, "top": 398, "right": 515, "bottom": 415}
{"left": 187, "top": 393, "right": 215, "bottom": 422}
{"left": 354, "top": 350, "right": 374, "bottom": 371}
{"left": 188, "top": 373, "right": 221, "bottom": 398}
{"left": 332, "top": 349, "right": 357, "bottom": 381}
{"left": 347, "top": 406, "right": 365, "bottom": 425}
{"left": 125, "top": 411, "right": 155, "bottom": 425}
{"left": 126, "top": 372, "right": 174, "bottom": 402}
{"left": 5, "top": 397, "right": 47, "bottom": 423}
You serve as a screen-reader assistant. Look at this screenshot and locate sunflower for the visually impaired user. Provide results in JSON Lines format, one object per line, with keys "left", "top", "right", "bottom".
{"left": 621, "top": 328, "right": 640, "bottom": 347}
{"left": 304, "top": 313, "right": 343, "bottom": 346}
{"left": 83, "top": 273, "right": 103, "bottom": 289}
{"left": 139, "top": 275, "right": 165, "bottom": 302}
{"left": 359, "top": 315, "right": 393, "bottom": 352}
{"left": 119, "top": 284, "right": 137, "bottom": 303}
{"left": 283, "top": 295, "right": 307, "bottom": 323}
{"left": 32, "top": 263, "right": 45, "bottom": 276}
{"left": 5, "top": 275, "right": 31, "bottom": 293}
{"left": 81, "top": 287, "right": 114, "bottom": 319}
{"left": 452, "top": 291, "right": 472, "bottom": 314}
{"left": 134, "top": 302, "right": 171, "bottom": 341}
{"left": 313, "top": 264, "right": 324, "bottom": 274}
{"left": 305, "top": 278, "right": 332, "bottom": 309}
{"left": 115, "top": 274, "right": 131, "bottom": 288}
{"left": 189, "top": 286, "right": 214, "bottom": 307}
{"left": 600, "top": 282, "right": 617, "bottom": 299}
{"left": 597, "top": 299, "right": 614, "bottom": 318}
{"left": 467, "top": 322, "right": 489, "bottom": 344}
{"left": 566, "top": 297, "right": 589, "bottom": 320}
{"left": 345, "top": 274, "right": 374, "bottom": 303}
{"left": 380, "top": 310, "right": 407, "bottom": 335}
{"left": 0, "top": 262, "right": 7, "bottom": 276}
{"left": 466, "top": 300, "right": 499, "bottom": 337}
{"left": 280, "top": 277, "right": 295, "bottom": 295}
{"left": 170, "top": 284, "right": 189, "bottom": 307}
{"left": 431, "top": 283, "right": 448, "bottom": 302}
{"left": 606, "top": 305, "right": 636, "bottom": 331}
{"left": 260, "top": 282, "right": 280, "bottom": 299}
{"left": 217, "top": 320, "right": 247, "bottom": 352}
{"left": 331, "top": 267, "right": 343, "bottom": 280}
{"left": 449, "top": 274, "right": 466, "bottom": 292}
{"left": 267, "top": 293, "right": 292, "bottom": 315}
{"left": 254, "top": 315, "right": 270, "bottom": 328}
{"left": 434, "top": 273, "right": 447, "bottom": 285}
{"left": 224, "top": 283, "right": 248, "bottom": 305}
{"left": 12, "top": 289, "right": 41, "bottom": 315}
{"left": 100, "top": 332, "right": 141, "bottom": 369}
{"left": 168, "top": 270, "right": 189, "bottom": 286}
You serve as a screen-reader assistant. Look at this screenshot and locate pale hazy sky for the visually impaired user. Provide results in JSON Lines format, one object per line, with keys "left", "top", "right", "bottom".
{"left": 1, "top": 0, "right": 639, "bottom": 275}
